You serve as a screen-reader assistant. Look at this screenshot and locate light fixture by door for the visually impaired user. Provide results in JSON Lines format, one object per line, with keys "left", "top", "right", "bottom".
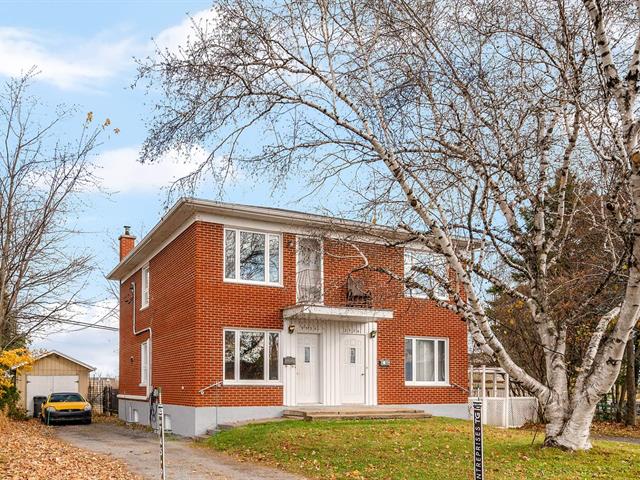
{"left": 370, "top": 330, "right": 377, "bottom": 338}
{"left": 288, "top": 324, "right": 296, "bottom": 334}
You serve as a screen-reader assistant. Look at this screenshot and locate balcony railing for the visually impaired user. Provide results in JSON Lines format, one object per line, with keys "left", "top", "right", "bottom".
{"left": 297, "top": 268, "right": 322, "bottom": 304}
{"left": 296, "top": 270, "right": 372, "bottom": 308}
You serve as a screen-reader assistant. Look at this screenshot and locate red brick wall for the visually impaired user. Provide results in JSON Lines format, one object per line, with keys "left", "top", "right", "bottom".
{"left": 119, "top": 224, "right": 197, "bottom": 405}
{"left": 118, "top": 220, "right": 468, "bottom": 408}
{"left": 193, "top": 222, "right": 295, "bottom": 407}
{"left": 323, "top": 240, "right": 468, "bottom": 405}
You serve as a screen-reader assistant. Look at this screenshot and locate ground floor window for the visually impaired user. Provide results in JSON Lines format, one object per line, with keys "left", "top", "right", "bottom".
{"left": 224, "top": 329, "right": 280, "bottom": 383}
{"left": 404, "top": 337, "right": 448, "bottom": 385}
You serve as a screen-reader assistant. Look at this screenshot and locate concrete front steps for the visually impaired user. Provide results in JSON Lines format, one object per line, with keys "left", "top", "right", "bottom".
{"left": 282, "top": 406, "right": 432, "bottom": 421}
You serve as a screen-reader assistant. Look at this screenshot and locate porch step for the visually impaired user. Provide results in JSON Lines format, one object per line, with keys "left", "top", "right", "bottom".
{"left": 282, "top": 407, "right": 432, "bottom": 421}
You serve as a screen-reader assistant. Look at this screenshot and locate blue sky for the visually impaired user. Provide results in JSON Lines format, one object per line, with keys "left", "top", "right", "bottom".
{"left": 2, "top": 0, "right": 335, "bottom": 375}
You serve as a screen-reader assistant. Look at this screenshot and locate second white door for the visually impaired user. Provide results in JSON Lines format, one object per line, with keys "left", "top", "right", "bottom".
{"left": 340, "top": 334, "right": 365, "bottom": 404}
{"left": 296, "top": 333, "right": 321, "bottom": 404}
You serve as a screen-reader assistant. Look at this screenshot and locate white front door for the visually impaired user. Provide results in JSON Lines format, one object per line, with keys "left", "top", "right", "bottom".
{"left": 296, "top": 334, "right": 321, "bottom": 404}
{"left": 25, "top": 375, "right": 79, "bottom": 414}
{"left": 340, "top": 334, "right": 365, "bottom": 404}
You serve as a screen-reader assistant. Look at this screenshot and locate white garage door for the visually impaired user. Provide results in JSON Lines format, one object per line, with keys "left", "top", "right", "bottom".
{"left": 26, "top": 375, "right": 79, "bottom": 414}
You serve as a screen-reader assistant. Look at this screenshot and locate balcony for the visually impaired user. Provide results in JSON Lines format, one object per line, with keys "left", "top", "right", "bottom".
{"left": 284, "top": 270, "right": 393, "bottom": 323}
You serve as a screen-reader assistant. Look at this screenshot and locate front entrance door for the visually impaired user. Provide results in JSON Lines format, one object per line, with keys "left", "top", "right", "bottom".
{"left": 296, "top": 334, "right": 321, "bottom": 404}
{"left": 340, "top": 334, "right": 366, "bottom": 404}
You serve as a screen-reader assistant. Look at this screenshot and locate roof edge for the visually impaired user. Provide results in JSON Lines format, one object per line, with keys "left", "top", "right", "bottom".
{"left": 107, "top": 198, "right": 477, "bottom": 281}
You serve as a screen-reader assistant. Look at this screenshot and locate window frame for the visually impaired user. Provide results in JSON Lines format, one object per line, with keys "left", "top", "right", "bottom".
{"left": 223, "top": 227, "right": 283, "bottom": 286}
{"left": 222, "top": 328, "right": 282, "bottom": 385}
{"left": 140, "top": 340, "right": 150, "bottom": 387}
{"left": 403, "top": 249, "right": 449, "bottom": 300}
{"left": 295, "top": 236, "right": 324, "bottom": 304}
{"left": 404, "top": 336, "right": 449, "bottom": 386}
{"left": 141, "top": 264, "right": 150, "bottom": 309}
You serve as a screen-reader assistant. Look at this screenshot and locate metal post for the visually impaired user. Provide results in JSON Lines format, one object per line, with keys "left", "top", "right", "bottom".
{"left": 158, "top": 389, "right": 166, "bottom": 480}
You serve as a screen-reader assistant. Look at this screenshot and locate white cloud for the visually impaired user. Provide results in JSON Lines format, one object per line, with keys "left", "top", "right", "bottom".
{"left": 0, "top": 27, "right": 139, "bottom": 90}
{"left": 93, "top": 145, "right": 213, "bottom": 193}
{"left": 0, "top": 9, "right": 218, "bottom": 91}
{"left": 154, "top": 9, "right": 219, "bottom": 54}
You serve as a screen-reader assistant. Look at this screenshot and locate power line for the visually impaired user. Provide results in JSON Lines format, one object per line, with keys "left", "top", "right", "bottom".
{"left": 55, "top": 319, "right": 118, "bottom": 332}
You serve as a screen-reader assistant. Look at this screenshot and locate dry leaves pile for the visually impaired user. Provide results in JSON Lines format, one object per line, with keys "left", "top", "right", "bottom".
{"left": 0, "top": 415, "right": 142, "bottom": 480}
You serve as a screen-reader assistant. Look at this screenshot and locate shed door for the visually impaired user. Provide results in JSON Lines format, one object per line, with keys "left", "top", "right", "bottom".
{"left": 26, "top": 375, "right": 79, "bottom": 414}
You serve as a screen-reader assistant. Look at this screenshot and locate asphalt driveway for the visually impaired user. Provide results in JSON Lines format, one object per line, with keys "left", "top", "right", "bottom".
{"left": 53, "top": 422, "right": 305, "bottom": 480}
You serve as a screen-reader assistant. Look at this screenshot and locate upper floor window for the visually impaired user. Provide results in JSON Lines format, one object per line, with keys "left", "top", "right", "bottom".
{"left": 141, "top": 265, "right": 150, "bottom": 309}
{"left": 404, "top": 250, "right": 448, "bottom": 300}
{"left": 405, "top": 337, "right": 448, "bottom": 386}
{"left": 297, "top": 237, "right": 322, "bottom": 303}
{"left": 224, "top": 228, "right": 281, "bottom": 285}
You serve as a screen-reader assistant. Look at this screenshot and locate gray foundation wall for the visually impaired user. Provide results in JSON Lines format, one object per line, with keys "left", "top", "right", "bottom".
{"left": 117, "top": 400, "right": 469, "bottom": 437}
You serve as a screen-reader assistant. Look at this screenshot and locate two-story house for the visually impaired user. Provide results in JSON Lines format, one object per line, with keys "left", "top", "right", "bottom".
{"left": 108, "top": 198, "right": 469, "bottom": 436}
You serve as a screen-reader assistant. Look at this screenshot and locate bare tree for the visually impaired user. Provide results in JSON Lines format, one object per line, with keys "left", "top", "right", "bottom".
{"left": 138, "top": 0, "right": 640, "bottom": 449}
{"left": 0, "top": 74, "right": 105, "bottom": 349}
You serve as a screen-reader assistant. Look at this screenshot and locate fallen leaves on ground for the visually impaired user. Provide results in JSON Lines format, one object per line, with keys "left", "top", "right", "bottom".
{"left": 590, "top": 420, "right": 640, "bottom": 439}
{"left": 0, "top": 415, "right": 142, "bottom": 480}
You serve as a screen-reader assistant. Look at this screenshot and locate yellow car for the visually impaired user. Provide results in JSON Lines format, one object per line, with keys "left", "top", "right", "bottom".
{"left": 40, "top": 392, "right": 92, "bottom": 425}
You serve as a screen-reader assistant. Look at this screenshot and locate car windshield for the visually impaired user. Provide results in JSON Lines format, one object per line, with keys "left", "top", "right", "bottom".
{"left": 49, "top": 393, "right": 84, "bottom": 402}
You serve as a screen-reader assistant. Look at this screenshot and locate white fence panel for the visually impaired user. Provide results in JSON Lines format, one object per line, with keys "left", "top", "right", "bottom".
{"left": 469, "top": 397, "right": 538, "bottom": 428}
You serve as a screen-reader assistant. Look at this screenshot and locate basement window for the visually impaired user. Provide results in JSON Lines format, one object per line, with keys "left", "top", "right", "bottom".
{"left": 224, "top": 228, "right": 282, "bottom": 286}
{"left": 224, "top": 329, "right": 280, "bottom": 384}
{"left": 405, "top": 337, "right": 449, "bottom": 386}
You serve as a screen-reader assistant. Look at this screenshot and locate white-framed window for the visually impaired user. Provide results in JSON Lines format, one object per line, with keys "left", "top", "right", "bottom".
{"left": 296, "top": 236, "right": 323, "bottom": 303}
{"left": 141, "top": 264, "right": 150, "bottom": 309}
{"left": 224, "top": 228, "right": 282, "bottom": 285}
{"left": 223, "top": 329, "right": 280, "bottom": 384}
{"left": 404, "top": 250, "right": 448, "bottom": 300}
{"left": 405, "top": 337, "right": 449, "bottom": 386}
{"left": 140, "top": 340, "right": 150, "bottom": 386}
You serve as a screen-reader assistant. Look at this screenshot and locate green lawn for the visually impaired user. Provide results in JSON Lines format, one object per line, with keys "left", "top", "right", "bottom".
{"left": 206, "top": 417, "right": 640, "bottom": 480}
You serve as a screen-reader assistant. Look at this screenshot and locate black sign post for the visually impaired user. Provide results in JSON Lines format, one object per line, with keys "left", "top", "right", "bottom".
{"left": 472, "top": 400, "right": 484, "bottom": 480}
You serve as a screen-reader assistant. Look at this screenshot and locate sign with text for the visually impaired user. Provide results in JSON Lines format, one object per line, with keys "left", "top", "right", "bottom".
{"left": 158, "top": 403, "right": 166, "bottom": 480}
{"left": 472, "top": 400, "right": 484, "bottom": 480}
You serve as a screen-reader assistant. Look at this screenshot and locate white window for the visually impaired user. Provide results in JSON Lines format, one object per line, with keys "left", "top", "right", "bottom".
{"left": 405, "top": 337, "right": 448, "bottom": 386}
{"left": 140, "top": 340, "right": 150, "bottom": 386}
{"left": 141, "top": 265, "right": 150, "bottom": 309}
{"left": 404, "top": 250, "right": 448, "bottom": 299}
{"left": 223, "top": 329, "right": 280, "bottom": 384}
{"left": 297, "top": 237, "right": 323, "bottom": 303}
{"left": 224, "top": 228, "right": 281, "bottom": 285}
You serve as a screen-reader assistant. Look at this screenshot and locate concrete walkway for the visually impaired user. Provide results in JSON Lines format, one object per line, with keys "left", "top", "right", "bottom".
{"left": 53, "top": 422, "right": 305, "bottom": 480}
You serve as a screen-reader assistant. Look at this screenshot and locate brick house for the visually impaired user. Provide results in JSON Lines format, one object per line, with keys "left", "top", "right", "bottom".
{"left": 108, "top": 198, "right": 469, "bottom": 436}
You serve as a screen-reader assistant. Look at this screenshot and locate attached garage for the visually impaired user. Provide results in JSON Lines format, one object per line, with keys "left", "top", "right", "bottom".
{"left": 14, "top": 350, "right": 95, "bottom": 415}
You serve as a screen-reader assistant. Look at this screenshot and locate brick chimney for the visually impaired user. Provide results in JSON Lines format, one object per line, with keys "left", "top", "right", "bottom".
{"left": 118, "top": 226, "right": 136, "bottom": 260}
